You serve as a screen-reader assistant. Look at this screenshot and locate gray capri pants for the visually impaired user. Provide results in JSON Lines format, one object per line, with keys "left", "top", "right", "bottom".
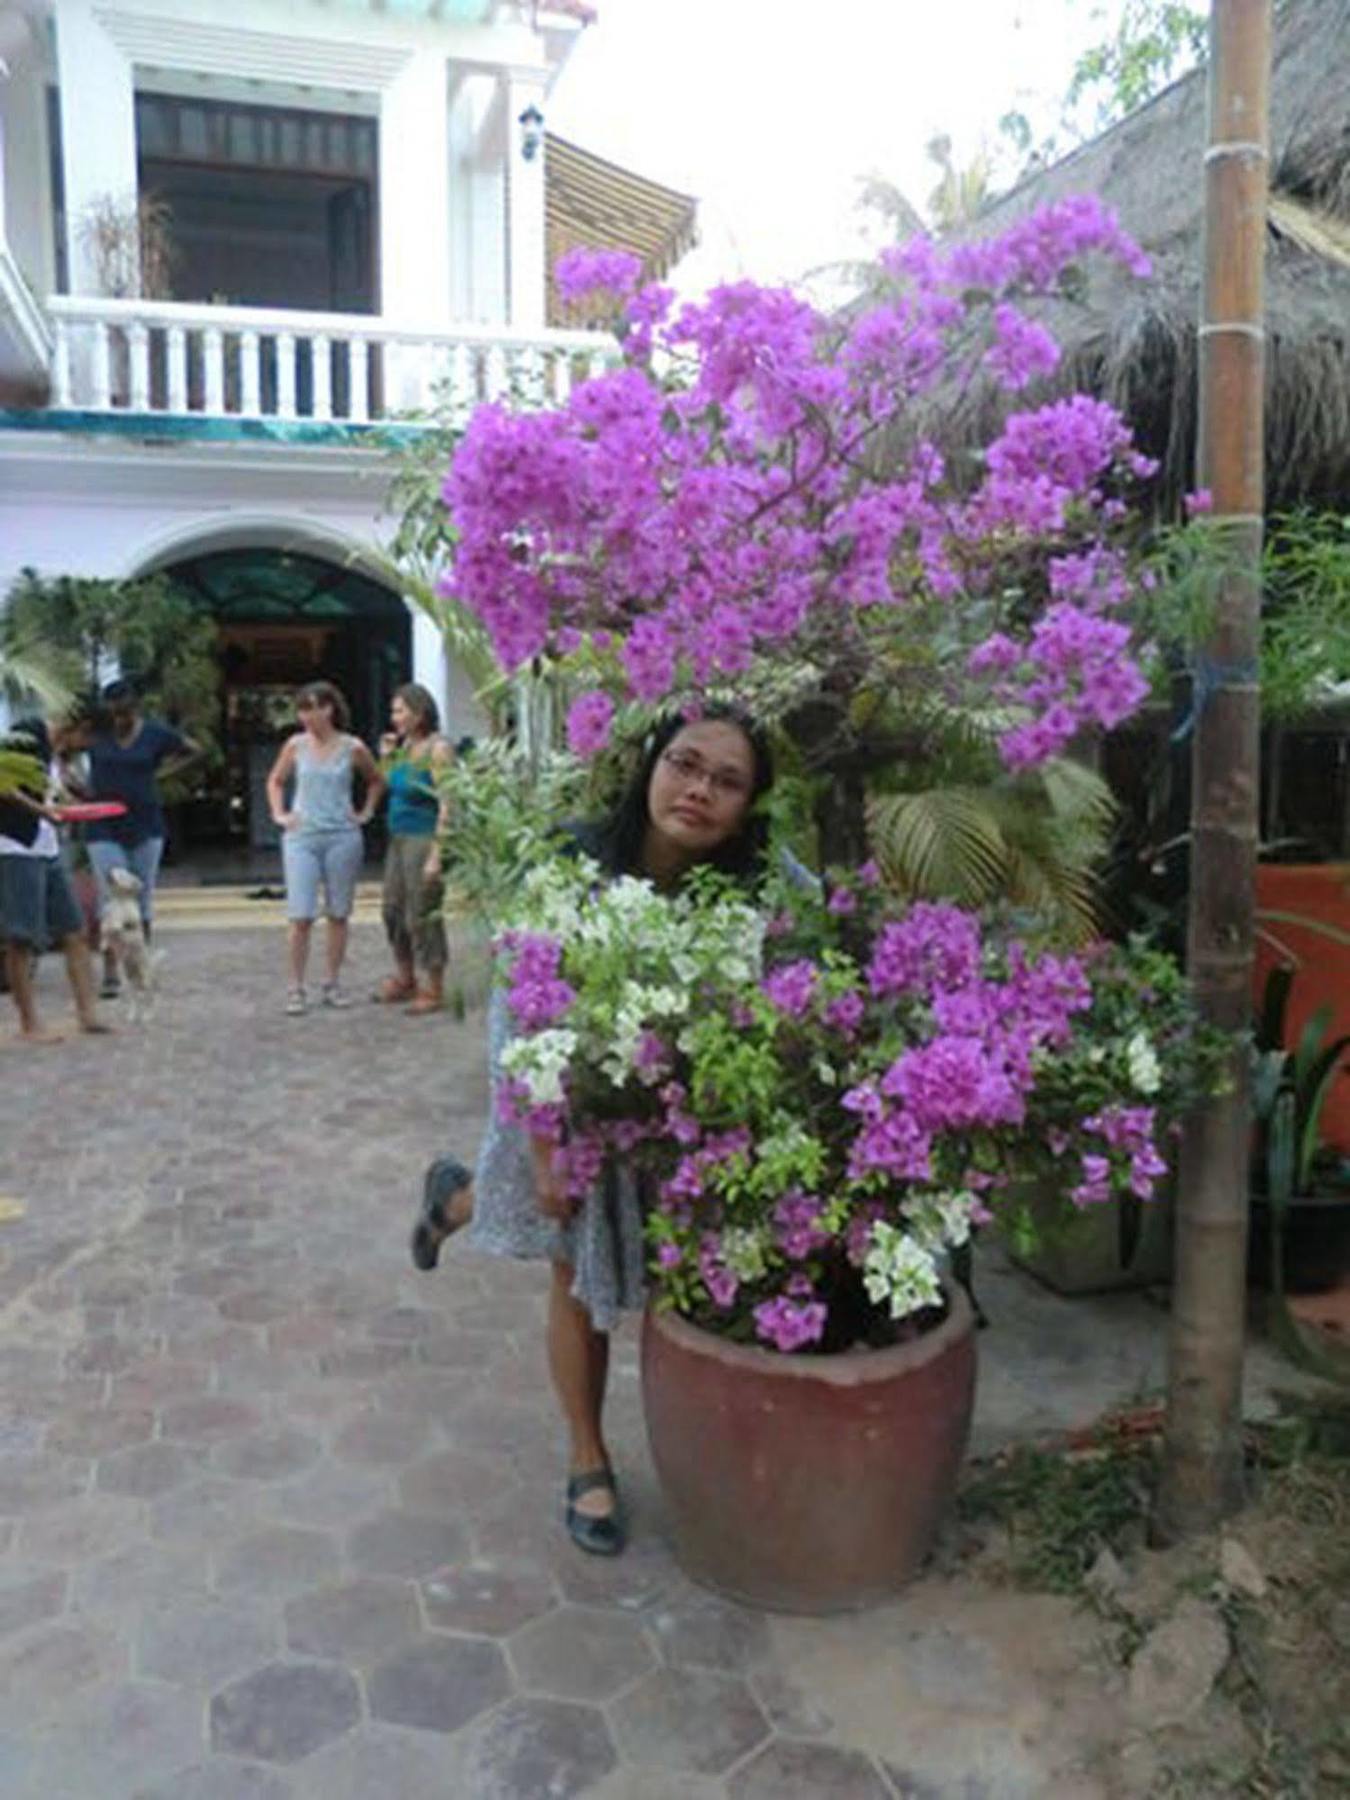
{"left": 282, "top": 827, "right": 364, "bottom": 921}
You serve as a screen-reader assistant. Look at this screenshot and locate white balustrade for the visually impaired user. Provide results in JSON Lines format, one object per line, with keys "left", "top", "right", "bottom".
{"left": 51, "top": 319, "right": 72, "bottom": 407}
{"left": 239, "top": 329, "right": 261, "bottom": 417}
{"left": 41, "top": 297, "right": 618, "bottom": 430}
{"left": 348, "top": 338, "right": 369, "bottom": 423}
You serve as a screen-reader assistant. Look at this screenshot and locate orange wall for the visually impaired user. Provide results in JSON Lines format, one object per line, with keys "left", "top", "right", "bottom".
{"left": 1253, "top": 865, "right": 1350, "bottom": 1153}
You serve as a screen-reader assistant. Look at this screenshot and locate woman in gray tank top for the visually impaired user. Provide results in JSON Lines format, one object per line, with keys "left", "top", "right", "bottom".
{"left": 265, "top": 682, "right": 385, "bottom": 1015}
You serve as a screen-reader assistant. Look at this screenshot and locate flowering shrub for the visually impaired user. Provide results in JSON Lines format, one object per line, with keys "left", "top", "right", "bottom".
{"left": 1013, "top": 936, "right": 1231, "bottom": 1210}
{"left": 444, "top": 198, "right": 1158, "bottom": 812}
{"left": 490, "top": 852, "right": 1224, "bottom": 1353}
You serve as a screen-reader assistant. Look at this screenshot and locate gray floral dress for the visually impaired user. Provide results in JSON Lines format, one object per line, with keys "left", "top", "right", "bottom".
{"left": 466, "top": 848, "right": 813, "bottom": 1331}
{"left": 466, "top": 982, "right": 648, "bottom": 1331}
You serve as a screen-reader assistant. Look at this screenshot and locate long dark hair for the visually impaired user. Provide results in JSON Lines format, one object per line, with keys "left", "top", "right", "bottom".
{"left": 586, "top": 703, "right": 774, "bottom": 883}
{"left": 393, "top": 681, "right": 440, "bottom": 736}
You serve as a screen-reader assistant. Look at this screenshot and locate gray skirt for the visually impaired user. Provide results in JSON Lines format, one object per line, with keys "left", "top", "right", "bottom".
{"left": 466, "top": 985, "right": 648, "bottom": 1332}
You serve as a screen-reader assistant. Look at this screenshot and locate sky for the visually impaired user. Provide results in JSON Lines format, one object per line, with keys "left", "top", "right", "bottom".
{"left": 548, "top": 0, "right": 1113, "bottom": 296}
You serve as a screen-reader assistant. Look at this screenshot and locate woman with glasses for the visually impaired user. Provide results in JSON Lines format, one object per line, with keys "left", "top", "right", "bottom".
{"left": 409, "top": 705, "right": 776, "bottom": 1557}
{"left": 265, "top": 681, "right": 385, "bottom": 1016}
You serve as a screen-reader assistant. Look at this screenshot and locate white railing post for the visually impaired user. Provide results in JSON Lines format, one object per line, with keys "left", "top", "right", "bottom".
{"left": 166, "top": 325, "right": 188, "bottom": 413}
{"left": 51, "top": 319, "right": 72, "bottom": 408}
{"left": 127, "top": 322, "right": 150, "bottom": 411}
{"left": 276, "top": 332, "right": 297, "bottom": 419}
{"left": 90, "top": 323, "right": 111, "bottom": 410}
{"left": 311, "top": 333, "right": 332, "bottom": 422}
{"left": 550, "top": 348, "right": 573, "bottom": 406}
{"left": 450, "top": 342, "right": 473, "bottom": 420}
{"left": 485, "top": 343, "right": 509, "bottom": 401}
{"left": 202, "top": 327, "right": 225, "bottom": 414}
{"left": 348, "top": 338, "right": 369, "bottom": 424}
{"left": 240, "top": 330, "right": 261, "bottom": 417}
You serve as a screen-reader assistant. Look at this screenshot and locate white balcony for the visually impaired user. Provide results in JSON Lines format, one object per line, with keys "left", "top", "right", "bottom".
{"left": 43, "top": 296, "right": 618, "bottom": 430}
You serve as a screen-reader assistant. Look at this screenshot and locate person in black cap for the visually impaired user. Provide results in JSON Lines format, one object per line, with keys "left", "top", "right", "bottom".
{"left": 86, "top": 678, "right": 202, "bottom": 998}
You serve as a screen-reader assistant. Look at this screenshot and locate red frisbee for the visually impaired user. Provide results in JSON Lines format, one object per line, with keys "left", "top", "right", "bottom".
{"left": 52, "top": 800, "right": 128, "bottom": 823}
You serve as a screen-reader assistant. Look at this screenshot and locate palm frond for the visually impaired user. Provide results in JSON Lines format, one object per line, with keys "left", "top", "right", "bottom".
{"left": 869, "top": 788, "right": 1008, "bottom": 906}
{"left": 868, "top": 753, "right": 1113, "bottom": 941}
{"left": 0, "top": 639, "right": 76, "bottom": 713}
{"left": 0, "top": 747, "right": 43, "bottom": 802}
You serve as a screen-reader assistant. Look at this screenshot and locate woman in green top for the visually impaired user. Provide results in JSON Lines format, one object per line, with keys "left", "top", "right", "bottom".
{"left": 376, "top": 683, "right": 452, "bottom": 1015}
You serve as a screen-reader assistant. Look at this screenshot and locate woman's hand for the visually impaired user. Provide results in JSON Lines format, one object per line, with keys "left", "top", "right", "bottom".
{"left": 378, "top": 732, "right": 399, "bottom": 759}
{"left": 529, "top": 1136, "right": 574, "bottom": 1222}
{"left": 274, "top": 810, "right": 300, "bottom": 831}
{"left": 422, "top": 849, "right": 441, "bottom": 884}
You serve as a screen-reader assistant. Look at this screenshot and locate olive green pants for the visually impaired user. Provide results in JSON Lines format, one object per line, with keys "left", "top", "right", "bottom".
{"left": 381, "top": 834, "right": 447, "bottom": 975}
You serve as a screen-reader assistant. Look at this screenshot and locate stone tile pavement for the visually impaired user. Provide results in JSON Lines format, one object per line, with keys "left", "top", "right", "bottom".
{"left": 0, "top": 923, "right": 1303, "bottom": 1798}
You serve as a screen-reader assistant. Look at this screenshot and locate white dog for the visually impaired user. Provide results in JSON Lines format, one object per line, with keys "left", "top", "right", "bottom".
{"left": 101, "top": 867, "right": 160, "bottom": 1023}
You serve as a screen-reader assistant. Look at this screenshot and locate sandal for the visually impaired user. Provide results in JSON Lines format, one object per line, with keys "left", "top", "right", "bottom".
{"left": 565, "top": 1468, "right": 625, "bottom": 1557}
{"left": 405, "top": 990, "right": 444, "bottom": 1016}
{"left": 410, "top": 1157, "right": 473, "bottom": 1271}
{"left": 374, "top": 976, "right": 417, "bottom": 1004}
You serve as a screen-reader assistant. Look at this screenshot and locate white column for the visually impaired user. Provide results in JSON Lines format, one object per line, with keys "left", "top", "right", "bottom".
{"left": 54, "top": 0, "right": 139, "bottom": 295}
{"left": 379, "top": 50, "right": 452, "bottom": 324}
{"left": 505, "top": 71, "right": 547, "bottom": 330}
{"left": 411, "top": 603, "right": 451, "bottom": 725}
{"left": 448, "top": 71, "right": 498, "bottom": 322}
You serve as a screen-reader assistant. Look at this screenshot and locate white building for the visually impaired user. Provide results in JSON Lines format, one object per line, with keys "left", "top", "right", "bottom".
{"left": 0, "top": 0, "right": 694, "bottom": 858}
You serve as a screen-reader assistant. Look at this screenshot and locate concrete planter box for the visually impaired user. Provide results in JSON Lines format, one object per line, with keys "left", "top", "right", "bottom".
{"left": 1005, "top": 1183, "right": 1174, "bottom": 1295}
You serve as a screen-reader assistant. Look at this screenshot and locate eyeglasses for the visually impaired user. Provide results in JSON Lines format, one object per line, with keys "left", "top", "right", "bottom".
{"left": 660, "top": 746, "right": 752, "bottom": 801}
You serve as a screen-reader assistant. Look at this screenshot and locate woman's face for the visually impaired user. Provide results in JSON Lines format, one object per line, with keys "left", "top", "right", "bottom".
{"left": 646, "top": 719, "right": 757, "bottom": 861}
{"left": 390, "top": 695, "right": 412, "bottom": 737}
{"left": 297, "top": 696, "right": 334, "bottom": 734}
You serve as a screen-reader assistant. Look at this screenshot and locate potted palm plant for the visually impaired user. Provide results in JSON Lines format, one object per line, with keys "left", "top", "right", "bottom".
{"left": 1250, "top": 966, "right": 1350, "bottom": 1293}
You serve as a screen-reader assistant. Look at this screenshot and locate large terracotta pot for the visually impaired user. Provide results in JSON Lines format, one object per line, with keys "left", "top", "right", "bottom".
{"left": 641, "top": 1286, "right": 976, "bottom": 1614}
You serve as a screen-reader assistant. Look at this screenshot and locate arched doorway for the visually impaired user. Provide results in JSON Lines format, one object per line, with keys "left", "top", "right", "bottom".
{"left": 162, "top": 546, "right": 411, "bottom": 870}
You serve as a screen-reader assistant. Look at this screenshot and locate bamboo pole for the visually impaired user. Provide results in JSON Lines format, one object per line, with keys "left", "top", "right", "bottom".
{"left": 1156, "top": 0, "right": 1272, "bottom": 1538}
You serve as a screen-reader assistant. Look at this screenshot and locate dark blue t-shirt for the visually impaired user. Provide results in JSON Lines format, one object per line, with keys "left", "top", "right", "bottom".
{"left": 88, "top": 720, "right": 186, "bottom": 846}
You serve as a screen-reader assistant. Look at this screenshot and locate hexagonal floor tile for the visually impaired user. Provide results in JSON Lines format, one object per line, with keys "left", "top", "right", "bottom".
{"left": 453, "top": 1695, "right": 618, "bottom": 1799}
{"left": 366, "top": 1634, "right": 510, "bottom": 1734}
{"left": 45, "top": 1406, "right": 156, "bottom": 1458}
{"left": 397, "top": 1447, "right": 516, "bottom": 1515}
{"left": 215, "top": 1527, "right": 341, "bottom": 1598}
{"left": 210, "top": 1661, "right": 361, "bottom": 1764}
{"left": 727, "top": 1740, "right": 894, "bottom": 1800}
{"left": 134, "top": 1760, "right": 295, "bottom": 1800}
{"left": 0, "top": 1570, "right": 67, "bottom": 1640}
{"left": 609, "top": 1667, "right": 769, "bottom": 1777}
{"left": 284, "top": 1578, "right": 420, "bottom": 1665}
{"left": 213, "top": 1428, "right": 323, "bottom": 1483}
{"left": 97, "top": 1440, "right": 203, "bottom": 1500}
{"left": 647, "top": 1596, "right": 771, "bottom": 1674}
{"left": 138, "top": 1599, "right": 279, "bottom": 1689}
{"left": 161, "top": 1397, "right": 265, "bottom": 1443}
{"left": 332, "top": 1409, "right": 432, "bottom": 1468}
{"left": 509, "top": 1605, "right": 655, "bottom": 1703}
{"left": 420, "top": 1559, "right": 558, "bottom": 1637}
{"left": 348, "top": 1510, "right": 469, "bottom": 1579}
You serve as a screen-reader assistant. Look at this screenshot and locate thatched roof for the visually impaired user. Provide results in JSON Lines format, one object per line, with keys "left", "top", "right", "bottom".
{"left": 964, "top": 0, "right": 1350, "bottom": 513}
{"left": 545, "top": 134, "right": 698, "bottom": 327}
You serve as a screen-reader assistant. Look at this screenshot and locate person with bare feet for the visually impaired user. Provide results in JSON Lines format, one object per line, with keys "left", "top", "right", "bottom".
{"left": 0, "top": 716, "right": 110, "bottom": 1043}
{"left": 410, "top": 706, "right": 777, "bottom": 1558}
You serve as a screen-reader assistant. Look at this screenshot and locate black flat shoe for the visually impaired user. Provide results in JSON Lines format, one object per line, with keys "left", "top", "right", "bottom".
{"left": 410, "top": 1156, "right": 473, "bottom": 1272}
{"left": 565, "top": 1469, "right": 625, "bottom": 1557}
